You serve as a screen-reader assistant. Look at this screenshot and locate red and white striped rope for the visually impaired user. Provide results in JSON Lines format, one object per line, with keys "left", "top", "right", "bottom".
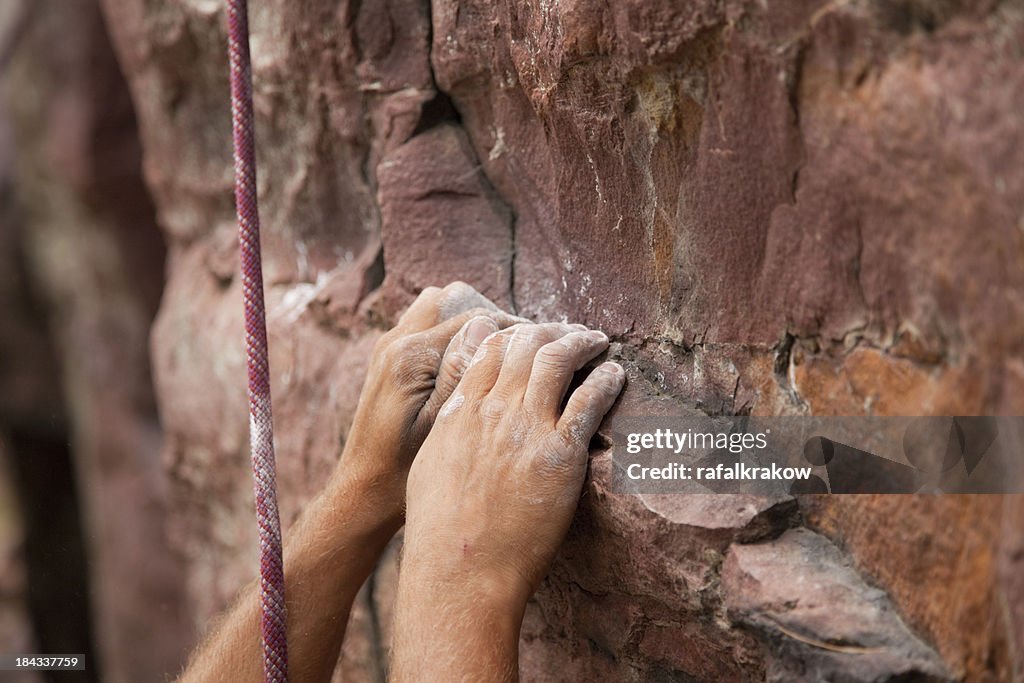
{"left": 226, "top": 0, "right": 288, "bottom": 679}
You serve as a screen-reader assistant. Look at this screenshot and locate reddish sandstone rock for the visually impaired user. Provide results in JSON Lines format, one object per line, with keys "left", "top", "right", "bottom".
{"left": 378, "top": 123, "right": 514, "bottom": 311}
{"left": 722, "top": 528, "right": 950, "bottom": 681}
{"left": 38, "top": 0, "right": 1020, "bottom": 678}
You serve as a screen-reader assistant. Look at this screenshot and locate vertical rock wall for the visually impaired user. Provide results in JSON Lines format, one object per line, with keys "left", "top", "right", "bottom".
{"left": 42, "top": 0, "right": 1024, "bottom": 678}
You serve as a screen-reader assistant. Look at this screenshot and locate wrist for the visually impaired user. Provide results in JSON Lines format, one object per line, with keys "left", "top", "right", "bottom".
{"left": 327, "top": 439, "right": 407, "bottom": 535}
{"left": 399, "top": 531, "right": 533, "bottom": 618}
{"left": 281, "top": 476, "right": 399, "bottom": 604}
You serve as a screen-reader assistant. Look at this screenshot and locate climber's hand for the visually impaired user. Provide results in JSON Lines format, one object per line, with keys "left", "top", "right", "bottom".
{"left": 337, "top": 281, "right": 522, "bottom": 527}
{"left": 393, "top": 322, "right": 625, "bottom": 680}
{"left": 391, "top": 322, "right": 624, "bottom": 680}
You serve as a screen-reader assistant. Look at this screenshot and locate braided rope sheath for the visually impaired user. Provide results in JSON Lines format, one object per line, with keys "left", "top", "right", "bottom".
{"left": 226, "top": 0, "right": 288, "bottom": 679}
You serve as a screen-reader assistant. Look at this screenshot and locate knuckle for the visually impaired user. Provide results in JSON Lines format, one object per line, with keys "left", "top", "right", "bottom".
{"left": 388, "top": 337, "right": 440, "bottom": 382}
{"left": 534, "top": 342, "right": 571, "bottom": 370}
{"left": 478, "top": 396, "right": 507, "bottom": 423}
{"left": 408, "top": 286, "right": 443, "bottom": 310}
{"left": 483, "top": 326, "right": 517, "bottom": 349}
{"left": 398, "top": 287, "right": 443, "bottom": 321}
{"left": 374, "top": 333, "right": 405, "bottom": 367}
{"left": 443, "top": 280, "right": 474, "bottom": 294}
{"left": 439, "top": 282, "right": 487, "bottom": 315}
{"left": 513, "top": 325, "right": 544, "bottom": 342}
{"left": 541, "top": 321, "right": 576, "bottom": 335}
{"left": 374, "top": 329, "right": 399, "bottom": 353}
{"left": 461, "top": 306, "right": 494, "bottom": 322}
{"left": 436, "top": 392, "right": 466, "bottom": 422}
{"left": 509, "top": 325, "right": 558, "bottom": 354}
{"left": 381, "top": 342, "right": 407, "bottom": 372}
{"left": 420, "top": 286, "right": 442, "bottom": 298}
{"left": 382, "top": 333, "right": 414, "bottom": 358}
{"left": 538, "top": 433, "right": 584, "bottom": 473}
{"left": 572, "top": 385, "right": 600, "bottom": 409}
{"left": 557, "top": 422, "right": 582, "bottom": 449}
{"left": 557, "top": 417, "right": 592, "bottom": 452}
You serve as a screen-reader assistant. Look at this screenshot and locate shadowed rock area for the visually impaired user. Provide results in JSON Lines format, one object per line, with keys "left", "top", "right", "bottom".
{"left": 2, "top": 0, "right": 184, "bottom": 680}
{"left": 3, "top": 0, "right": 1021, "bottom": 679}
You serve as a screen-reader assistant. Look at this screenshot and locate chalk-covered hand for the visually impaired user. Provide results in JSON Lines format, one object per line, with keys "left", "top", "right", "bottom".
{"left": 180, "top": 282, "right": 524, "bottom": 683}
{"left": 391, "top": 322, "right": 625, "bottom": 681}
{"left": 338, "top": 282, "right": 521, "bottom": 527}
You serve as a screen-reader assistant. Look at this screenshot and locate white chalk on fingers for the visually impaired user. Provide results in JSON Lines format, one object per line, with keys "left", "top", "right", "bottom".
{"left": 468, "top": 345, "right": 488, "bottom": 368}
{"left": 438, "top": 282, "right": 497, "bottom": 318}
{"left": 439, "top": 392, "right": 465, "bottom": 418}
{"left": 468, "top": 325, "right": 519, "bottom": 368}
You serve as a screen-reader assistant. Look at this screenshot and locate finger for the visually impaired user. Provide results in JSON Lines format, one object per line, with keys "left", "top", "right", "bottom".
{"left": 382, "top": 308, "right": 516, "bottom": 403}
{"left": 413, "top": 307, "right": 521, "bottom": 356}
{"left": 457, "top": 323, "right": 530, "bottom": 397}
{"left": 556, "top": 362, "right": 626, "bottom": 453}
{"left": 524, "top": 330, "right": 609, "bottom": 417}
{"left": 490, "top": 323, "right": 584, "bottom": 399}
{"left": 396, "top": 281, "right": 499, "bottom": 332}
{"left": 423, "top": 316, "right": 500, "bottom": 418}
{"left": 394, "top": 286, "right": 444, "bottom": 331}
{"left": 438, "top": 282, "right": 499, "bottom": 320}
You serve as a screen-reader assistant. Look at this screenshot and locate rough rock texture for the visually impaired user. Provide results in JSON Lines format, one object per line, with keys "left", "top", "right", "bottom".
{"left": 14, "top": 0, "right": 1018, "bottom": 679}
{"left": 722, "top": 528, "right": 950, "bottom": 681}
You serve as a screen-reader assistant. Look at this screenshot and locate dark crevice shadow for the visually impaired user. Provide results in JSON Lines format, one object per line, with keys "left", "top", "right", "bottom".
{"left": 6, "top": 425, "right": 99, "bottom": 683}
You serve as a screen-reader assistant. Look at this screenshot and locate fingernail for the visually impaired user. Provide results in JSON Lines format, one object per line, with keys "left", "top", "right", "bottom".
{"left": 587, "top": 330, "right": 608, "bottom": 343}
{"left": 570, "top": 323, "right": 589, "bottom": 331}
{"left": 464, "top": 317, "right": 497, "bottom": 349}
{"left": 601, "top": 361, "right": 624, "bottom": 376}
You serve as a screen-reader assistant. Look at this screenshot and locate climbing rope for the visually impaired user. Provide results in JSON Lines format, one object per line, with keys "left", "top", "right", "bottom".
{"left": 226, "top": 0, "right": 288, "bottom": 680}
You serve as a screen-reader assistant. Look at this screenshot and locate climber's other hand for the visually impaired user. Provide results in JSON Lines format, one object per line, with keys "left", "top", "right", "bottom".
{"left": 337, "top": 282, "right": 521, "bottom": 527}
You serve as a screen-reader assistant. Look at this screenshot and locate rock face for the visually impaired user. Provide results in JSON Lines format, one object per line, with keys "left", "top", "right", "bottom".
{"left": 11, "top": 0, "right": 1021, "bottom": 679}
{"left": 722, "top": 528, "right": 951, "bottom": 681}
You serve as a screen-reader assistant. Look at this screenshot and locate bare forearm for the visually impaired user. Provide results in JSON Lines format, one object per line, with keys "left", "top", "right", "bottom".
{"left": 390, "top": 538, "right": 527, "bottom": 682}
{"left": 179, "top": 466, "right": 400, "bottom": 683}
